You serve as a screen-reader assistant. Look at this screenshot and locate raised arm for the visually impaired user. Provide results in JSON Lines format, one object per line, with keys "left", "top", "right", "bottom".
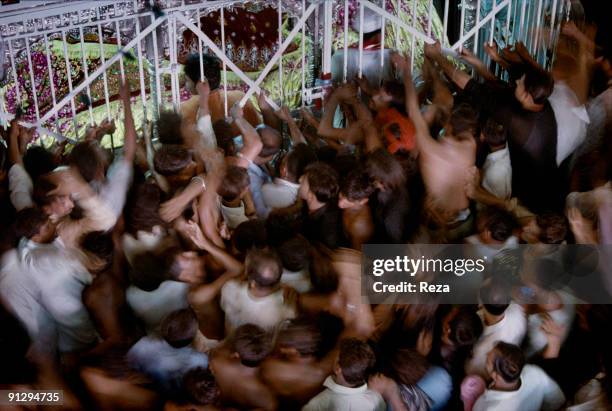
{"left": 275, "top": 106, "right": 306, "bottom": 145}
{"left": 7, "top": 120, "right": 35, "bottom": 211}
{"left": 194, "top": 80, "right": 217, "bottom": 150}
{"left": 120, "top": 80, "right": 137, "bottom": 163}
{"left": 424, "top": 41, "right": 471, "bottom": 90}
{"left": 460, "top": 46, "right": 498, "bottom": 82}
{"left": 258, "top": 90, "right": 281, "bottom": 130}
{"left": 393, "top": 52, "right": 440, "bottom": 155}
{"left": 231, "top": 103, "right": 263, "bottom": 166}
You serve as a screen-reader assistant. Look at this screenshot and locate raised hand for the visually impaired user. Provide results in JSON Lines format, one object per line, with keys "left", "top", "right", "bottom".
{"left": 275, "top": 106, "right": 292, "bottom": 122}
{"left": 119, "top": 79, "right": 131, "bottom": 102}
{"left": 423, "top": 40, "right": 442, "bottom": 59}
{"left": 257, "top": 89, "right": 270, "bottom": 111}
{"left": 196, "top": 79, "right": 210, "bottom": 98}
{"left": 334, "top": 82, "right": 358, "bottom": 101}
{"left": 484, "top": 40, "right": 501, "bottom": 61}
{"left": 230, "top": 102, "right": 244, "bottom": 120}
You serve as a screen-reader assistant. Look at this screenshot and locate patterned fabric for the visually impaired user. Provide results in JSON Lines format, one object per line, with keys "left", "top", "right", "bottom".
{"left": 399, "top": 382, "right": 433, "bottom": 411}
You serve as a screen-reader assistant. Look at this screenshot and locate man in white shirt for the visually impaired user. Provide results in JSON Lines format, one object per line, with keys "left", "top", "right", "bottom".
{"left": 549, "top": 80, "right": 589, "bottom": 166}
{"left": 480, "top": 118, "right": 512, "bottom": 200}
{"left": 262, "top": 143, "right": 317, "bottom": 211}
{"left": 466, "top": 281, "right": 527, "bottom": 378}
{"left": 302, "top": 338, "right": 385, "bottom": 411}
{"left": 220, "top": 247, "right": 296, "bottom": 333}
{"left": 473, "top": 342, "right": 565, "bottom": 411}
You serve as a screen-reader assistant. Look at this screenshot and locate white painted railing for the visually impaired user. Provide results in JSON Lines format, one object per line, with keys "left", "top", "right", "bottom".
{"left": 0, "top": 0, "right": 568, "bottom": 144}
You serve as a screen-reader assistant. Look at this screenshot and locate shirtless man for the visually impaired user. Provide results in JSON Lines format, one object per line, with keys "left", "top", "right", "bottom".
{"left": 392, "top": 53, "right": 477, "bottom": 225}
{"left": 260, "top": 319, "right": 337, "bottom": 408}
{"left": 209, "top": 323, "right": 277, "bottom": 410}
{"left": 338, "top": 170, "right": 375, "bottom": 250}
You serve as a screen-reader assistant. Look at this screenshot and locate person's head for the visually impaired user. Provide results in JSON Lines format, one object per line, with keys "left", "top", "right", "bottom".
{"left": 14, "top": 207, "right": 55, "bottom": 243}
{"left": 276, "top": 318, "right": 323, "bottom": 359}
{"left": 441, "top": 306, "right": 483, "bottom": 348}
{"left": 156, "top": 110, "right": 184, "bottom": 145}
{"left": 566, "top": 191, "right": 599, "bottom": 236}
{"left": 80, "top": 231, "right": 114, "bottom": 275}
{"left": 299, "top": 162, "right": 339, "bottom": 208}
{"left": 334, "top": 338, "right": 376, "bottom": 387}
{"left": 481, "top": 117, "right": 507, "bottom": 149}
{"left": 231, "top": 219, "right": 268, "bottom": 257}
{"left": 338, "top": 170, "right": 375, "bottom": 209}
{"left": 280, "top": 143, "right": 317, "bottom": 183}
{"left": 130, "top": 246, "right": 205, "bottom": 290}
{"left": 217, "top": 165, "right": 249, "bottom": 202}
{"left": 370, "top": 80, "right": 405, "bottom": 111}
{"left": 365, "top": 148, "right": 407, "bottom": 192}
{"left": 522, "top": 213, "right": 568, "bottom": 244}
{"left": 479, "top": 279, "right": 511, "bottom": 317}
{"left": 265, "top": 208, "right": 303, "bottom": 246}
{"left": 182, "top": 367, "right": 220, "bottom": 406}
{"left": 232, "top": 323, "right": 273, "bottom": 367}
{"left": 69, "top": 140, "right": 107, "bottom": 183}
{"left": 514, "top": 68, "right": 554, "bottom": 111}
{"left": 447, "top": 103, "right": 479, "bottom": 139}
{"left": 245, "top": 247, "right": 283, "bottom": 295}
{"left": 277, "top": 236, "right": 311, "bottom": 273}
{"left": 389, "top": 348, "right": 430, "bottom": 386}
{"left": 256, "top": 126, "right": 282, "bottom": 164}
{"left": 476, "top": 207, "right": 516, "bottom": 244}
{"left": 153, "top": 144, "right": 196, "bottom": 186}
{"left": 161, "top": 308, "right": 199, "bottom": 348}
{"left": 184, "top": 53, "right": 221, "bottom": 93}
{"left": 485, "top": 342, "right": 525, "bottom": 386}
{"left": 213, "top": 119, "right": 236, "bottom": 156}
{"left": 125, "top": 183, "right": 165, "bottom": 235}
{"left": 23, "top": 146, "right": 56, "bottom": 182}
{"left": 32, "top": 174, "right": 74, "bottom": 218}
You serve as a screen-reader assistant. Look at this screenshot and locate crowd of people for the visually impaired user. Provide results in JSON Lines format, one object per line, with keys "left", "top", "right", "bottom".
{"left": 0, "top": 11, "right": 611, "bottom": 411}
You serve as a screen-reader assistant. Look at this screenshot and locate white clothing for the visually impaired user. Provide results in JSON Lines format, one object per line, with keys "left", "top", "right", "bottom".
{"left": 465, "top": 303, "right": 527, "bottom": 378}
{"left": 473, "top": 364, "right": 565, "bottom": 411}
{"left": 549, "top": 81, "right": 589, "bottom": 166}
{"left": 19, "top": 237, "right": 97, "bottom": 352}
{"left": 122, "top": 226, "right": 167, "bottom": 266}
{"left": 91, "top": 157, "right": 133, "bottom": 218}
{"left": 8, "top": 163, "right": 34, "bottom": 211}
{"left": 525, "top": 291, "right": 575, "bottom": 358}
{"left": 281, "top": 268, "right": 312, "bottom": 294}
{"left": 127, "top": 336, "right": 208, "bottom": 392}
{"left": 302, "top": 376, "right": 386, "bottom": 411}
{"left": 482, "top": 146, "right": 512, "bottom": 200}
{"left": 126, "top": 280, "right": 190, "bottom": 332}
{"left": 262, "top": 178, "right": 300, "bottom": 210}
{"left": 220, "top": 279, "right": 296, "bottom": 332}
{"left": 219, "top": 201, "right": 249, "bottom": 229}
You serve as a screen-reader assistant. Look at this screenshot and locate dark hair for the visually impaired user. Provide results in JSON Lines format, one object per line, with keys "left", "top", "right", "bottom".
{"left": 285, "top": 143, "right": 317, "bottom": 182}
{"left": 156, "top": 110, "right": 184, "bottom": 145}
{"left": 536, "top": 213, "right": 568, "bottom": 244}
{"left": 232, "top": 219, "right": 268, "bottom": 254}
{"left": 492, "top": 342, "right": 525, "bottom": 383}
{"left": 265, "top": 208, "right": 303, "bottom": 246}
{"left": 233, "top": 323, "right": 273, "bottom": 367}
{"left": 184, "top": 53, "right": 222, "bottom": 91}
{"left": 258, "top": 126, "right": 282, "bottom": 158}
{"left": 450, "top": 103, "right": 479, "bottom": 138}
{"left": 217, "top": 165, "right": 249, "bottom": 201}
{"left": 389, "top": 348, "right": 430, "bottom": 386}
{"left": 69, "top": 141, "right": 104, "bottom": 182}
{"left": 80, "top": 231, "right": 114, "bottom": 273}
{"left": 482, "top": 118, "right": 507, "bottom": 147}
{"left": 32, "top": 174, "right": 58, "bottom": 207}
{"left": 481, "top": 208, "right": 516, "bottom": 242}
{"left": 338, "top": 338, "right": 376, "bottom": 386}
{"left": 448, "top": 307, "right": 483, "bottom": 347}
{"left": 382, "top": 80, "right": 406, "bottom": 112}
{"left": 213, "top": 119, "right": 236, "bottom": 156}
{"left": 523, "top": 68, "right": 554, "bottom": 105}
{"left": 277, "top": 319, "right": 323, "bottom": 358}
{"left": 277, "top": 236, "right": 311, "bottom": 272}
{"left": 154, "top": 145, "right": 193, "bottom": 176}
{"left": 23, "top": 146, "right": 56, "bottom": 182}
{"left": 365, "top": 148, "right": 406, "bottom": 191}
{"left": 125, "top": 183, "right": 165, "bottom": 235}
{"left": 303, "top": 162, "right": 339, "bottom": 204}
{"left": 161, "top": 308, "right": 198, "bottom": 348}
{"left": 129, "top": 246, "right": 181, "bottom": 291}
{"left": 183, "top": 367, "right": 220, "bottom": 405}
{"left": 245, "top": 247, "right": 283, "bottom": 288}
{"left": 14, "top": 207, "right": 48, "bottom": 239}
{"left": 480, "top": 280, "right": 511, "bottom": 315}
{"left": 341, "top": 170, "right": 375, "bottom": 201}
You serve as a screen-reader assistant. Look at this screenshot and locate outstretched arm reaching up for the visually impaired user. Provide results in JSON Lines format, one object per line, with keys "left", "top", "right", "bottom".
{"left": 424, "top": 41, "right": 471, "bottom": 90}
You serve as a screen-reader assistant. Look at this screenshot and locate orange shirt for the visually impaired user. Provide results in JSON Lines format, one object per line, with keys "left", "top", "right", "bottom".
{"left": 375, "top": 107, "right": 416, "bottom": 153}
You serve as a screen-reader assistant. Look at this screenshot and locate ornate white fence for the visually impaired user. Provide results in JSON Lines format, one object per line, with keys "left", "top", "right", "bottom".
{"left": 0, "top": 0, "right": 568, "bottom": 144}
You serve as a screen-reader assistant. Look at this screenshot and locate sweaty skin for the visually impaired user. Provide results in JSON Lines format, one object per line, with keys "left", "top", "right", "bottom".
{"left": 342, "top": 204, "right": 374, "bottom": 250}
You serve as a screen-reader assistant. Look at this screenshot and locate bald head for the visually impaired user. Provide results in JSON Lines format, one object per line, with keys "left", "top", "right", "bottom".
{"left": 245, "top": 247, "right": 283, "bottom": 288}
